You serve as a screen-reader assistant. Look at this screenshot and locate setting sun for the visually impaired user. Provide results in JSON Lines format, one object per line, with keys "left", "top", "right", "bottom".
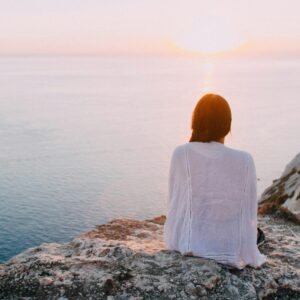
{"left": 174, "top": 16, "right": 245, "bottom": 54}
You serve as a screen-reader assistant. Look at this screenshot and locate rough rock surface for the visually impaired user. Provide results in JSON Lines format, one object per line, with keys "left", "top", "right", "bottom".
{"left": 0, "top": 215, "right": 299, "bottom": 300}
{"left": 259, "top": 153, "right": 300, "bottom": 223}
{"left": 1, "top": 153, "right": 300, "bottom": 299}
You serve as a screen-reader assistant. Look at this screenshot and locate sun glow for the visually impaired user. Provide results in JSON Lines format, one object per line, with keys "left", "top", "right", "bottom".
{"left": 174, "top": 16, "right": 245, "bottom": 54}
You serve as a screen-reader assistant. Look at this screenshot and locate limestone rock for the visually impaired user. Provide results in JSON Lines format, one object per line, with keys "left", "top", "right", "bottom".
{"left": 259, "top": 153, "right": 300, "bottom": 223}
{"left": 0, "top": 215, "right": 299, "bottom": 299}
{"left": 2, "top": 156, "right": 300, "bottom": 299}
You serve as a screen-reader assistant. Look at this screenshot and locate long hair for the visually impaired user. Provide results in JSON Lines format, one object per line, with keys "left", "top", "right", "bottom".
{"left": 190, "top": 93, "right": 232, "bottom": 143}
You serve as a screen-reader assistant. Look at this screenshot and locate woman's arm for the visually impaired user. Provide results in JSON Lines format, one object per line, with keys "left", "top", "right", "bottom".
{"left": 240, "top": 153, "right": 266, "bottom": 268}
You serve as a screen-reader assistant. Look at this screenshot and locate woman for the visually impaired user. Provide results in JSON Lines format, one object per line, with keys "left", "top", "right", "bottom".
{"left": 163, "top": 94, "right": 266, "bottom": 269}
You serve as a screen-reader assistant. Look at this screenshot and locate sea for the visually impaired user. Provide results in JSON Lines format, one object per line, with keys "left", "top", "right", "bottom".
{"left": 0, "top": 55, "right": 299, "bottom": 262}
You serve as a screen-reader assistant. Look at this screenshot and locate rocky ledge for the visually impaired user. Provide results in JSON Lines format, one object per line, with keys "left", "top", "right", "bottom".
{"left": 259, "top": 153, "right": 300, "bottom": 223}
{"left": 0, "top": 215, "right": 299, "bottom": 300}
{"left": 1, "top": 153, "right": 300, "bottom": 300}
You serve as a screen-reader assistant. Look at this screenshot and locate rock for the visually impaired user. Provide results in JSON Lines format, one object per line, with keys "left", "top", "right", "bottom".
{"left": 39, "top": 276, "right": 54, "bottom": 286}
{"left": 1, "top": 155, "right": 300, "bottom": 299}
{"left": 0, "top": 214, "right": 299, "bottom": 299}
{"left": 259, "top": 152, "right": 300, "bottom": 223}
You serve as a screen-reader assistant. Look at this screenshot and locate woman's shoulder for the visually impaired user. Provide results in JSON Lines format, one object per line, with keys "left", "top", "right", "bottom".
{"left": 171, "top": 143, "right": 188, "bottom": 159}
{"left": 171, "top": 142, "right": 255, "bottom": 166}
{"left": 225, "top": 146, "right": 254, "bottom": 165}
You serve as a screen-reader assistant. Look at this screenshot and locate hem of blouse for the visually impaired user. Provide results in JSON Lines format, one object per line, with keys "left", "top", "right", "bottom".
{"left": 198, "top": 255, "right": 244, "bottom": 268}
{"left": 199, "top": 253, "right": 241, "bottom": 259}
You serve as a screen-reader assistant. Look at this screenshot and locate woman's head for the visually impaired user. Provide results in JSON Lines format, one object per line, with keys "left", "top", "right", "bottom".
{"left": 190, "top": 93, "right": 232, "bottom": 143}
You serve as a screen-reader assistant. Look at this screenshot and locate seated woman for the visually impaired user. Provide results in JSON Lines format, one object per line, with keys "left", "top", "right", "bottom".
{"left": 163, "top": 94, "right": 266, "bottom": 269}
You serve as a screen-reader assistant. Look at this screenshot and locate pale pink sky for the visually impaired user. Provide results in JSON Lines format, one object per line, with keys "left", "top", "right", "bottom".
{"left": 0, "top": 0, "right": 299, "bottom": 55}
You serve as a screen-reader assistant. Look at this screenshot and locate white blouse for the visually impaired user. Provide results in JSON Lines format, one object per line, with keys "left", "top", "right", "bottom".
{"left": 163, "top": 141, "right": 267, "bottom": 269}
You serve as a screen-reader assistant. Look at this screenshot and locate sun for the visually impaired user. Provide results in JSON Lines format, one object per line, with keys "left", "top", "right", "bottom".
{"left": 174, "top": 16, "right": 244, "bottom": 54}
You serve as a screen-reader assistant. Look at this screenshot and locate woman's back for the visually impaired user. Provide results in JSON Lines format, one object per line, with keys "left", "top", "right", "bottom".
{"left": 163, "top": 141, "right": 266, "bottom": 269}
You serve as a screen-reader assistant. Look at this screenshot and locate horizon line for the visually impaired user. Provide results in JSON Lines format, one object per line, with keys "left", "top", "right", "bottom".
{"left": 0, "top": 51, "right": 299, "bottom": 59}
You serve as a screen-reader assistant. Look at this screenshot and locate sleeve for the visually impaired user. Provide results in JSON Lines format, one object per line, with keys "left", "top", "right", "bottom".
{"left": 164, "top": 146, "right": 190, "bottom": 251}
{"left": 167, "top": 147, "right": 181, "bottom": 207}
{"left": 167, "top": 146, "right": 186, "bottom": 206}
{"left": 245, "top": 154, "right": 258, "bottom": 231}
{"left": 240, "top": 153, "right": 267, "bottom": 268}
{"left": 168, "top": 149, "right": 177, "bottom": 206}
{"left": 164, "top": 147, "right": 181, "bottom": 248}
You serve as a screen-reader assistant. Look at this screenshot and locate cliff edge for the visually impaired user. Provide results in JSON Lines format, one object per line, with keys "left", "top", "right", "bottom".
{"left": 259, "top": 152, "right": 300, "bottom": 223}
{"left": 0, "top": 215, "right": 299, "bottom": 300}
{"left": 1, "top": 153, "right": 300, "bottom": 300}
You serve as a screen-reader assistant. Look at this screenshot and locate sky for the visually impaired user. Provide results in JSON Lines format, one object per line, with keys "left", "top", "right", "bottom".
{"left": 0, "top": 0, "right": 299, "bottom": 56}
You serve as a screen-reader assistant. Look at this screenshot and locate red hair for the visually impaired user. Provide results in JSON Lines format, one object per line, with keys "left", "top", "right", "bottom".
{"left": 190, "top": 94, "right": 232, "bottom": 143}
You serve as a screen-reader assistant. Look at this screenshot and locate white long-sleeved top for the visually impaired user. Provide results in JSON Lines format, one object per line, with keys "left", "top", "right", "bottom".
{"left": 163, "top": 141, "right": 267, "bottom": 269}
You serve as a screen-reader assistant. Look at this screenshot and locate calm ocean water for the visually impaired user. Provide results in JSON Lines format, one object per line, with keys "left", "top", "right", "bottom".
{"left": 0, "top": 55, "right": 299, "bottom": 262}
